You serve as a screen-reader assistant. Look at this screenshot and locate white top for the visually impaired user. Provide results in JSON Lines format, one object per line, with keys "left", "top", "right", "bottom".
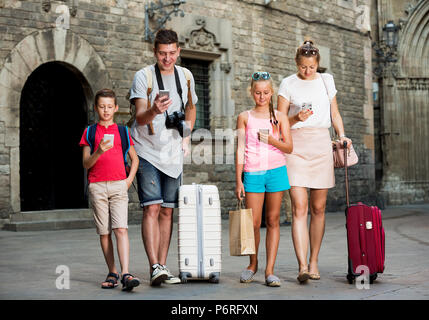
{"left": 129, "top": 65, "right": 198, "bottom": 179}
{"left": 278, "top": 73, "right": 337, "bottom": 129}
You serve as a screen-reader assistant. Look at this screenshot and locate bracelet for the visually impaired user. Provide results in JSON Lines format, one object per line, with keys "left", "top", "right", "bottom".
{"left": 339, "top": 134, "right": 346, "bottom": 138}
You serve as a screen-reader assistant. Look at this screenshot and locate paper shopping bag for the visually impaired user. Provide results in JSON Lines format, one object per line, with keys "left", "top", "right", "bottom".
{"left": 229, "top": 200, "right": 256, "bottom": 256}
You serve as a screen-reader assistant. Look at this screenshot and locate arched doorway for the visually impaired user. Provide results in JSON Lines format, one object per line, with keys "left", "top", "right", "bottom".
{"left": 19, "top": 62, "right": 90, "bottom": 211}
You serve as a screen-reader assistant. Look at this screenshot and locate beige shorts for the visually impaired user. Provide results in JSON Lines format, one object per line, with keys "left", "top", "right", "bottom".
{"left": 88, "top": 180, "right": 129, "bottom": 235}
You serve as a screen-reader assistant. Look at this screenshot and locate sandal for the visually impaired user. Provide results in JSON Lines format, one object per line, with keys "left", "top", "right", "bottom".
{"left": 121, "top": 273, "right": 140, "bottom": 292}
{"left": 101, "top": 272, "right": 119, "bottom": 289}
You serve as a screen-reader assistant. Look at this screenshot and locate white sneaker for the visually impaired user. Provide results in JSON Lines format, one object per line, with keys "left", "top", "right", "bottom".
{"left": 150, "top": 263, "right": 168, "bottom": 286}
{"left": 162, "top": 265, "right": 181, "bottom": 284}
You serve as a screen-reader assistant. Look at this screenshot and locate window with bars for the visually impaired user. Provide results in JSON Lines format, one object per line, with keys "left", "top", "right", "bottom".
{"left": 180, "top": 58, "right": 211, "bottom": 130}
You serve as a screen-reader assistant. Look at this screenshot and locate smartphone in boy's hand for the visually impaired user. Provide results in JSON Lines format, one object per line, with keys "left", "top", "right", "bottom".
{"left": 103, "top": 134, "right": 114, "bottom": 147}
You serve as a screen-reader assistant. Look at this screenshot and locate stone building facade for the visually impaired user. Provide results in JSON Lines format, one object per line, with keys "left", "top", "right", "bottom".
{"left": 371, "top": 0, "right": 429, "bottom": 205}
{"left": 0, "top": 0, "right": 378, "bottom": 228}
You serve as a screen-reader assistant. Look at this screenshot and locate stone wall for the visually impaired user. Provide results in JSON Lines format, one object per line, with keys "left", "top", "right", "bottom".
{"left": 0, "top": 0, "right": 375, "bottom": 219}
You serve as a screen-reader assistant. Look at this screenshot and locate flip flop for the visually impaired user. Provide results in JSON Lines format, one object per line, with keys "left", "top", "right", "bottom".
{"left": 240, "top": 269, "right": 256, "bottom": 283}
{"left": 297, "top": 270, "right": 310, "bottom": 283}
{"left": 101, "top": 272, "right": 119, "bottom": 289}
{"left": 309, "top": 273, "right": 321, "bottom": 280}
{"left": 265, "top": 275, "right": 281, "bottom": 287}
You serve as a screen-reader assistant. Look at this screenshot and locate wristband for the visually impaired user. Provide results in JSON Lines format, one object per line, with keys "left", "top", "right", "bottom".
{"left": 340, "top": 134, "right": 346, "bottom": 138}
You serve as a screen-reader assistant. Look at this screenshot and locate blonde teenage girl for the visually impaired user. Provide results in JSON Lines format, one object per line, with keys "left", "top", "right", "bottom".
{"left": 235, "top": 72, "right": 293, "bottom": 287}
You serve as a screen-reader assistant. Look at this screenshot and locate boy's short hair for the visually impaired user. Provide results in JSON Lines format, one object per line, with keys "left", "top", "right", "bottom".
{"left": 95, "top": 88, "right": 117, "bottom": 106}
{"left": 154, "top": 29, "right": 179, "bottom": 50}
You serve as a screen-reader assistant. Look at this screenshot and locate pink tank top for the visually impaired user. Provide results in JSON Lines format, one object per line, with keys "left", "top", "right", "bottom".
{"left": 244, "top": 110, "right": 286, "bottom": 172}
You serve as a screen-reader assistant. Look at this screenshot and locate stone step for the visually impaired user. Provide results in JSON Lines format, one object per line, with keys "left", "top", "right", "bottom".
{"left": 3, "top": 209, "right": 94, "bottom": 232}
{"left": 9, "top": 209, "right": 93, "bottom": 222}
{"left": 3, "top": 218, "right": 95, "bottom": 232}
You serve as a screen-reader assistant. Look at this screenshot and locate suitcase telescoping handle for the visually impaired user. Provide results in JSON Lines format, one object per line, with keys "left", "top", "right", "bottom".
{"left": 344, "top": 141, "right": 350, "bottom": 209}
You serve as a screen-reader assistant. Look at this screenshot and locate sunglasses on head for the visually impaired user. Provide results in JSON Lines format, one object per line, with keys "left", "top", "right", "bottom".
{"left": 252, "top": 72, "right": 271, "bottom": 81}
{"left": 299, "top": 47, "right": 319, "bottom": 56}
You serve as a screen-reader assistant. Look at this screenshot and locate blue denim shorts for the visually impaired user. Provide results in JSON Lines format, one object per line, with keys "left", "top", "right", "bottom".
{"left": 136, "top": 156, "right": 182, "bottom": 208}
{"left": 243, "top": 165, "right": 290, "bottom": 193}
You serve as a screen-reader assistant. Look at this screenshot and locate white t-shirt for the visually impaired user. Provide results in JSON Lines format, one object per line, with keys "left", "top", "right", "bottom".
{"left": 278, "top": 73, "right": 337, "bottom": 129}
{"left": 129, "top": 65, "right": 198, "bottom": 179}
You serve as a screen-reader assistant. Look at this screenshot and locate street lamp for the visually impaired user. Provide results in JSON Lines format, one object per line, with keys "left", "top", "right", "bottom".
{"left": 145, "top": 0, "right": 186, "bottom": 42}
{"left": 373, "top": 20, "right": 400, "bottom": 77}
{"left": 383, "top": 20, "right": 399, "bottom": 49}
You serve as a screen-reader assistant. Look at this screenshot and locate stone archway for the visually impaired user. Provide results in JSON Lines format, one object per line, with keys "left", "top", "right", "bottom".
{"left": 0, "top": 28, "right": 112, "bottom": 214}
{"left": 379, "top": 1, "right": 429, "bottom": 204}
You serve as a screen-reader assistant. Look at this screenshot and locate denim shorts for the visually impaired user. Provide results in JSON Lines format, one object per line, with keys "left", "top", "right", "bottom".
{"left": 243, "top": 165, "right": 291, "bottom": 193}
{"left": 136, "top": 156, "right": 182, "bottom": 208}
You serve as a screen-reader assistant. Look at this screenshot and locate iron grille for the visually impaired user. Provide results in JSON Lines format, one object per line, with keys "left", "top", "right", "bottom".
{"left": 180, "top": 58, "right": 211, "bottom": 130}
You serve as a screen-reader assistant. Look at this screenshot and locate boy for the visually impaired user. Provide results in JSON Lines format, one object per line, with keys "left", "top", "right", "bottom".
{"left": 79, "top": 88, "right": 140, "bottom": 291}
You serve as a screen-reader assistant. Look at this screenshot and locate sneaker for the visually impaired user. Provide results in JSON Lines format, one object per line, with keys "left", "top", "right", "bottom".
{"left": 150, "top": 263, "right": 168, "bottom": 286}
{"left": 162, "top": 265, "right": 181, "bottom": 284}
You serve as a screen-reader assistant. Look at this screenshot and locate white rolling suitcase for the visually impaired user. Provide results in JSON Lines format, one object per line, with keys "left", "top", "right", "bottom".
{"left": 178, "top": 184, "right": 222, "bottom": 283}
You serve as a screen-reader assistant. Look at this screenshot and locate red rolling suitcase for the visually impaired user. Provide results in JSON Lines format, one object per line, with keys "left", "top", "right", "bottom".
{"left": 342, "top": 141, "right": 385, "bottom": 284}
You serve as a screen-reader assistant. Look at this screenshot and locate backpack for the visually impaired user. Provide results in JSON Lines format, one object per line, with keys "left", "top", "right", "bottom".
{"left": 127, "top": 65, "right": 195, "bottom": 133}
{"left": 86, "top": 124, "right": 131, "bottom": 176}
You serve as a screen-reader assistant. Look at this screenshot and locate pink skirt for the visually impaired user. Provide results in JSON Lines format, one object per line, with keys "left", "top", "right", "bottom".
{"left": 285, "top": 128, "right": 335, "bottom": 189}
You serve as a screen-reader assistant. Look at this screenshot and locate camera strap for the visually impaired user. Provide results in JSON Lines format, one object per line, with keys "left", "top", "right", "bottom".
{"left": 154, "top": 64, "right": 185, "bottom": 119}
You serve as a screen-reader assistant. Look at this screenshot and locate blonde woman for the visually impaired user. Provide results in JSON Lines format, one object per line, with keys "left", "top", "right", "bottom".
{"left": 278, "top": 41, "right": 352, "bottom": 283}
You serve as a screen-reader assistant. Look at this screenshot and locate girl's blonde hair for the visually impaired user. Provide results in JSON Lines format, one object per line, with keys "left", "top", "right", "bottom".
{"left": 250, "top": 76, "right": 279, "bottom": 135}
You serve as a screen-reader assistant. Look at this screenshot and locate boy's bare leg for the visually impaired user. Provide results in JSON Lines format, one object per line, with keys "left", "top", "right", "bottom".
{"left": 158, "top": 207, "right": 173, "bottom": 266}
{"left": 100, "top": 234, "right": 118, "bottom": 286}
{"left": 113, "top": 228, "right": 130, "bottom": 275}
{"left": 264, "top": 191, "right": 283, "bottom": 277}
{"left": 142, "top": 204, "right": 161, "bottom": 272}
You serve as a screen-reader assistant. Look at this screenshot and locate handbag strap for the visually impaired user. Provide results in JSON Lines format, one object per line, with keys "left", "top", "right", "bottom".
{"left": 320, "top": 74, "right": 336, "bottom": 139}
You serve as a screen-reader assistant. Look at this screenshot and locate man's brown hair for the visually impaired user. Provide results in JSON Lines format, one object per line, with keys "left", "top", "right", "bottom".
{"left": 94, "top": 88, "right": 117, "bottom": 106}
{"left": 154, "top": 29, "right": 179, "bottom": 50}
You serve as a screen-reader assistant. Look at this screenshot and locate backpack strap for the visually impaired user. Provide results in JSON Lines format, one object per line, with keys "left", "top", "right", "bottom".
{"left": 86, "top": 124, "right": 97, "bottom": 154}
{"left": 144, "top": 66, "right": 155, "bottom": 135}
{"left": 117, "top": 125, "right": 130, "bottom": 165}
{"left": 177, "top": 66, "right": 195, "bottom": 110}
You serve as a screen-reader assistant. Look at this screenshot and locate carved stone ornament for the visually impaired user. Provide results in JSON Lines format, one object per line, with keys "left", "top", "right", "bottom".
{"left": 400, "top": 0, "right": 422, "bottom": 28}
{"left": 42, "top": 0, "right": 51, "bottom": 12}
{"left": 220, "top": 63, "right": 231, "bottom": 74}
{"left": 189, "top": 18, "right": 219, "bottom": 52}
{"left": 42, "top": 0, "right": 77, "bottom": 16}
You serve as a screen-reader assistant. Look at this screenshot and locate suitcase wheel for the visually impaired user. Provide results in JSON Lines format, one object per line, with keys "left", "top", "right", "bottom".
{"left": 179, "top": 272, "right": 191, "bottom": 284}
{"left": 347, "top": 274, "right": 355, "bottom": 284}
{"left": 209, "top": 272, "right": 220, "bottom": 284}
